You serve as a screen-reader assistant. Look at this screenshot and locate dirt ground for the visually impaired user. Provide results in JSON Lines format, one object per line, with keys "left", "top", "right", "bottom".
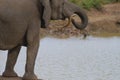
{"left": 0, "top": 76, "right": 42, "bottom": 80}
{"left": 0, "top": 76, "right": 22, "bottom": 80}
{"left": 40, "top": 3, "right": 120, "bottom": 38}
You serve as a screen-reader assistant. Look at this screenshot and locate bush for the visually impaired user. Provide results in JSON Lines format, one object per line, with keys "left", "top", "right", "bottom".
{"left": 69, "top": 0, "right": 103, "bottom": 10}
{"left": 69, "top": 0, "right": 120, "bottom": 10}
{"left": 80, "top": 0, "right": 103, "bottom": 10}
{"left": 69, "top": 0, "right": 81, "bottom": 5}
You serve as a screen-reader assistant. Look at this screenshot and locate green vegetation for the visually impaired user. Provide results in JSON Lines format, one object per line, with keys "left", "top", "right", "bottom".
{"left": 69, "top": 0, "right": 120, "bottom": 10}
{"left": 80, "top": 0, "right": 103, "bottom": 10}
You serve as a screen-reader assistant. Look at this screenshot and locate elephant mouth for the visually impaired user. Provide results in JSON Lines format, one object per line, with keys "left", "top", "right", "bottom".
{"left": 51, "top": 15, "right": 66, "bottom": 20}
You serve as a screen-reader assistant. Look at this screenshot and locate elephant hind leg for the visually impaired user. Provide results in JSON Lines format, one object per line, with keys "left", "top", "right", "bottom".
{"left": 23, "top": 20, "right": 40, "bottom": 80}
{"left": 23, "top": 42, "right": 39, "bottom": 80}
{"left": 2, "top": 46, "right": 21, "bottom": 77}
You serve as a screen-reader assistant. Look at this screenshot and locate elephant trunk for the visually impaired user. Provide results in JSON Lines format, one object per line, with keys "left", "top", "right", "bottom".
{"left": 71, "top": 8, "right": 88, "bottom": 30}
{"left": 63, "top": 2, "right": 88, "bottom": 30}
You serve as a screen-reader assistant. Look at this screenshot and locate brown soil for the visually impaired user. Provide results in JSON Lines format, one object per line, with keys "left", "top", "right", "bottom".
{"left": 0, "top": 76, "right": 42, "bottom": 80}
{"left": 40, "top": 3, "right": 120, "bottom": 38}
{"left": 0, "top": 76, "right": 22, "bottom": 80}
{"left": 87, "top": 3, "right": 120, "bottom": 37}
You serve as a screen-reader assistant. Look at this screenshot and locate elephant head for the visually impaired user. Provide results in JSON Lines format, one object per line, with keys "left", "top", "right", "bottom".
{"left": 40, "top": 0, "right": 88, "bottom": 30}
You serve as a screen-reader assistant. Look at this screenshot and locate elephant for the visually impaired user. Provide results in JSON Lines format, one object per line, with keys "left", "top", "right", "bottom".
{"left": 0, "top": 0, "right": 88, "bottom": 80}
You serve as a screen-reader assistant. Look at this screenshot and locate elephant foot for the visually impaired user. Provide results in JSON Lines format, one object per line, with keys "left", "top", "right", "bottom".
{"left": 22, "top": 73, "right": 38, "bottom": 80}
{"left": 2, "top": 70, "right": 18, "bottom": 77}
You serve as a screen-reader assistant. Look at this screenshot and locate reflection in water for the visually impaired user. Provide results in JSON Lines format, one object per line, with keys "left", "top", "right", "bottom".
{"left": 0, "top": 37, "right": 120, "bottom": 80}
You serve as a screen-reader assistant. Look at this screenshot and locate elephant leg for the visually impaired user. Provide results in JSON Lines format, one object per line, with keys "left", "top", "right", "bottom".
{"left": 2, "top": 46, "right": 21, "bottom": 77}
{"left": 23, "top": 21, "right": 40, "bottom": 80}
{"left": 23, "top": 41, "right": 39, "bottom": 80}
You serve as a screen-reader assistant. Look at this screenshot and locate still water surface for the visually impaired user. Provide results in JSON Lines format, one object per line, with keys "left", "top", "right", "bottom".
{"left": 0, "top": 37, "right": 120, "bottom": 80}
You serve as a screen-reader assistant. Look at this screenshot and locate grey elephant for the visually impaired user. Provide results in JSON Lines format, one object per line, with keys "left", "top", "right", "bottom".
{"left": 0, "top": 0, "right": 88, "bottom": 80}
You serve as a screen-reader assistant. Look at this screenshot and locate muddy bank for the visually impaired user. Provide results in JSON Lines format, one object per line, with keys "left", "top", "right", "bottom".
{"left": 0, "top": 76, "right": 21, "bottom": 80}
{"left": 88, "top": 3, "right": 120, "bottom": 37}
{"left": 40, "top": 3, "right": 120, "bottom": 38}
{"left": 0, "top": 76, "right": 42, "bottom": 80}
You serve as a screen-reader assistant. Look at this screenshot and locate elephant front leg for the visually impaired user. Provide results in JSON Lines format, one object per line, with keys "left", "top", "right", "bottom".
{"left": 2, "top": 46, "right": 21, "bottom": 77}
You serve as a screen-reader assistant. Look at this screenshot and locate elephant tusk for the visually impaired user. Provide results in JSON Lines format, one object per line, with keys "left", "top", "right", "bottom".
{"left": 64, "top": 14, "right": 76, "bottom": 27}
{"left": 63, "top": 17, "right": 71, "bottom": 27}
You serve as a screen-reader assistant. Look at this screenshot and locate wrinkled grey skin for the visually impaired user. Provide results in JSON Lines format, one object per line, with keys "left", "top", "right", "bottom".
{"left": 0, "top": 0, "right": 88, "bottom": 80}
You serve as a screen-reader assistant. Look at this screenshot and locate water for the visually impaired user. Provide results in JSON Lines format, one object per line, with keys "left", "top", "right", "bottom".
{"left": 0, "top": 37, "right": 120, "bottom": 80}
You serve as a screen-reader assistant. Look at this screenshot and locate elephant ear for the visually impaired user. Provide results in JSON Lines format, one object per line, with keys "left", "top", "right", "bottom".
{"left": 40, "top": 0, "right": 51, "bottom": 28}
